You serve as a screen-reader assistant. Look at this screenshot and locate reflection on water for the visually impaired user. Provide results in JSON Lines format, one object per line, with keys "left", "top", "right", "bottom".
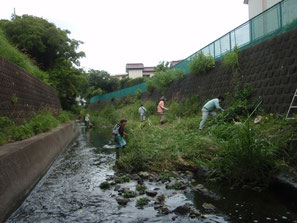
{"left": 6, "top": 124, "right": 297, "bottom": 223}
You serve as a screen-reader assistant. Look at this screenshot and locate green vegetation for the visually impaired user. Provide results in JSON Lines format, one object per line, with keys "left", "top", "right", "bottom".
{"left": 114, "top": 176, "right": 131, "bottom": 184}
{"left": 99, "top": 181, "right": 110, "bottom": 189}
{"left": 0, "top": 15, "right": 86, "bottom": 110}
{"left": 0, "top": 111, "right": 74, "bottom": 145}
{"left": 136, "top": 185, "right": 147, "bottom": 194}
{"left": 146, "top": 69, "right": 185, "bottom": 94}
{"left": 136, "top": 197, "right": 150, "bottom": 207}
{"left": 87, "top": 87, "right": 296, "bottom": 186}
{"left": 161, "top": 172, "right": 177, "bottom": 181}
{"left": 123, "top": 191, "right": 137, "bottom": 198}
{"left": 189, "top": 52, "right": 215, "bottom": 75}
{"left": 222, "top": 46, "right": 239, "bottom": 71}
{"left": 0, "top": 29, "right": 48, "bottom": 82}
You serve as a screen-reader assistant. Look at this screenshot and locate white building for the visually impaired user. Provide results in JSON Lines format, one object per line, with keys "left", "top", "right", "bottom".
{"left": 126, "top": 63, "right": 156, "bottom": 79}
{"left": 244, "top": 0, "right": 282, "bottom": 19}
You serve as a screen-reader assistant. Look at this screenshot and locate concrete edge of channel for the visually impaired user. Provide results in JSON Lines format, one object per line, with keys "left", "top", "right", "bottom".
{"left": 0, "top": 121, "right": 79, "bottom": 223}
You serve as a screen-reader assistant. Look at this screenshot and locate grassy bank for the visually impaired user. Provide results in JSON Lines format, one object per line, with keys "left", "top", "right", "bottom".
{"left": 0, "top": 111, "right": 74, "bottom": 145}
{"left": 0, "top": 29, "right": 48, "bottom": 82}
{"left": 87, "top": 95, "right": 297, "bottom": 187}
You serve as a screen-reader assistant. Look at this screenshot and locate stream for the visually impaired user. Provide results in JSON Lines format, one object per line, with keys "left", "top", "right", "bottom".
{"left": 6, "top": 124, "right": 297, "bottom": 223}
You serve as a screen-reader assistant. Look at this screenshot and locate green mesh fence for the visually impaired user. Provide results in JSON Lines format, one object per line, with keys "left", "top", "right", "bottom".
{"left": 91, "top": 0, "right": 297, "bottom": 103}
{"left": 90, "top": 82, "right": 146, "bottom": 103}
{"left": 174, "top": 0, "right": 297, "bottom": 73}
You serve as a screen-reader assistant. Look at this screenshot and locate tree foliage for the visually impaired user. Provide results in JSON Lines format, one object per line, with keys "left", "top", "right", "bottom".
{"left": 49, "top": 60, "right": 87, "bottom": 110}
{"left": 1, "top": 15, "right": 85, "bottom": 71}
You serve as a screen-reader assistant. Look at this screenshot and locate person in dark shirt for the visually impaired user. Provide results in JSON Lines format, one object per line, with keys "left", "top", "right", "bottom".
{"left": 113, "top": 119, "right": 128, "bottom": 149}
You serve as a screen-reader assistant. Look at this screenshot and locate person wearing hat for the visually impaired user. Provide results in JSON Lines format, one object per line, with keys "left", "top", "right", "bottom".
{"left": 157, "top": 96, "right": 168, "bottom": 124}
{"left": 199, "top": 96, "right": 224, "bottom": 131}
{"left": 138, "top": 104, "right": 147, "bottom": 122}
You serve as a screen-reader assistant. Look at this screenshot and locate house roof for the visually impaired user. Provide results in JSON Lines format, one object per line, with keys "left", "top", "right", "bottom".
{"left": 243, "top": 0, "right": 249, "bottom": 4}
{"left": 143, "top": 67, "right": 155, "bottom": 72}
{"left": 170, "top": 60, "right": 183, "bottom": 68}
{"left": 126, "top": 63, "right": 144, "bottom": 70}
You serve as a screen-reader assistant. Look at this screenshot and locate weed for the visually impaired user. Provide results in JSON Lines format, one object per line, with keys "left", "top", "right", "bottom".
{"left": 57, "top": 111, "right": 74, "bottom": 123}
{"left": 211, "top": 124, "right": 277, "bottom": 185}
{"left": 136, "top": 89, "right": 143, "bottom": 99}
{"left": 11, "top": 94, "right": 18, "bottom": 104}
{"left": 136, "top": 197, "right": 150, "bottom": 207}
{"left": 99, "top": 181, "right": 110, "bottom": 189}
{"left": 222, "top": 46, "right": 239, "bottom": 71}
{"left": 161, "top": 172, "right": 176, "bottom": 181}
{"left": 123, "top": 191, "right": 137, "bottom": 198}
{"left": 136, "top": 185, "right": 147, "bottom": 194}
{"left": 114, "top": 176, "right": 130, "bottom": 184}
{"left": 189, "top": 52, "right": 215, "bottom": 75}
{"left": 146, "top": 69, "right": 185, "bottom": 94}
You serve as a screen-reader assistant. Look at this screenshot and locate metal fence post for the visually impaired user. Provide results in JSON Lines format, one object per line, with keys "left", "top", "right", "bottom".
{"left": 229, "top": 32, "right": 232, "bottom": 52}
{"left": 249, "top": 20, "right": 253, "bottom": 45}
{"left": 279, "top": 2, "right": 283, "bottom": 32}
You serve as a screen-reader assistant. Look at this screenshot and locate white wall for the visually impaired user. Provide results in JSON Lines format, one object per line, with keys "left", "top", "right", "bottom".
{"left": 128, "top": 69, "right": 143, "bottom": 79}
{"left": 248, "top": 0, "right": 281, "bottom": 19}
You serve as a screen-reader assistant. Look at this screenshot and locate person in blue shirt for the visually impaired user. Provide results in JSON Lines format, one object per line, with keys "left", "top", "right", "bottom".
{"left": 199, "top": 96, "right": 224, "bottom": 131}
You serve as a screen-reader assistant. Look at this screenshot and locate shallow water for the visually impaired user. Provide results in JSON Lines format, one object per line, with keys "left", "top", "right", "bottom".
{"left": 6, "top": 124, "right": 297, "bottom": 223}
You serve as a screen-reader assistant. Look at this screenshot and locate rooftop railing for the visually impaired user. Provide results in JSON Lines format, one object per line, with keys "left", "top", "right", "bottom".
{"left": 174, "top": 0, "right": 297, "bottom": 73}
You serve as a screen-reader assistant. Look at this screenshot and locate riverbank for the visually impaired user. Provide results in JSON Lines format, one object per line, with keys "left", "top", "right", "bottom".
{"left": 0, "top": 121, "right": 78, "bottom": 223}
{"left": 87, "top": 94, "right": 297, "bottom": 188}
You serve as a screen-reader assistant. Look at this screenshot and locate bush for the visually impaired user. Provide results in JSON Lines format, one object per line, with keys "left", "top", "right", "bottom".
{"left": 222, "top": 46, "right": 239, "bottom": 71}
{"left": 29, "top": 112, "right": 59, "bottom": 134}
{"left": 189, "top": 52, "right": 215, "bottom": 75}
{"left": 184, "top": 94, "right": 200, "bottom": 116}
{"left": 212, "top": 124, "right": 277, "bottom": 185}
{"left": 57, "top": 111, "right": 74, "bottom": 123}
{"left": 12, "top": 123, "right": 34, "bottom": 141}
{"left": 215, "top": 84, "right": 256, "bottom": 123}
{"left": 168, "top": 101, "right": 183, "bottom": 118}
{"left": 145, "top": 101, "right": 157, "bottom": 116}
{"left": 136, "top": 89, "right": 143, "bottom": 99}
{"left": 146, "top": 69, "right": 185, "bottom": 94}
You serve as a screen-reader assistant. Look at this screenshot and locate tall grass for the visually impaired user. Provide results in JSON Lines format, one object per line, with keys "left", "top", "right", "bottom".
{"left": 0, "top": 29, "right": 48, "bottom": 82}
{"left": 0, "top": 111, "right": 74, "bottom": 145}
{"left": 211, "top": 124, "right": 277, "bottom": 185}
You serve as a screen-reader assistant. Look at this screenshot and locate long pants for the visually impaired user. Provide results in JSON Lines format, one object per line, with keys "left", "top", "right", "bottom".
{"left": 158, "top": 112, "right": 165, "bottom": 124}
{"left": 199, "top": 108, "right": 216, "bottom": 130}
{"left": 140, "top": 114, "right": 146, "bottom": 122}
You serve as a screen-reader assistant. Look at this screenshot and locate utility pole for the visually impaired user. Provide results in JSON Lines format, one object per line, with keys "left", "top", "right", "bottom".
{"left": 11, "top": 8, "right": 16, "bottom": 20}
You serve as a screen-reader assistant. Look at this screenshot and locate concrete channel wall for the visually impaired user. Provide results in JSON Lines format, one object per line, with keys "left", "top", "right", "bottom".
{"left": 0, "top": 121, "right": 78, "bottom": 223}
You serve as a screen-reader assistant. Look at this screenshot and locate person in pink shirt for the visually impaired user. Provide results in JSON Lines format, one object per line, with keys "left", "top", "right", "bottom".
{"left": 157, "top": 96, "right": 168, "bottom": 124}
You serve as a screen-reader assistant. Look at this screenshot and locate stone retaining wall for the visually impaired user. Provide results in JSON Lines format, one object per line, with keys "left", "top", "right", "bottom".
{"left": 0, "top": 56, "right": 61, "bottom": 124}
{"left": 0, "top": 121, "right": 78, "bottom": 223}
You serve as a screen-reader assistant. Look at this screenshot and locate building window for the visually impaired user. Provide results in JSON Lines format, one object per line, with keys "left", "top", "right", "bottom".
{"left": 143, "top": 74, "right": 150, "bottom": 78}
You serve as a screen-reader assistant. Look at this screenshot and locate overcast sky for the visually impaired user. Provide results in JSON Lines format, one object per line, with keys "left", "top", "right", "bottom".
{"left": 1, "top": 0, "right": 248, "bottom": 75}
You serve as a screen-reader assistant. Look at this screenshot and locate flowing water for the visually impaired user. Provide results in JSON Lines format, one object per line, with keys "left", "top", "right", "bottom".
{"left": 6, "top": 124, "right": 297, "bottom": 223}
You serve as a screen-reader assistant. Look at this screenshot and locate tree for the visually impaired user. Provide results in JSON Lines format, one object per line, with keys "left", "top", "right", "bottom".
{"left": 1, "top": 15, "right": 85, "bottom": 71}
{"left": 155, "top": 61, "right": 170, "bottom": 72}
{"left": 49, "top": 60, "right": 87, "bottom": 110}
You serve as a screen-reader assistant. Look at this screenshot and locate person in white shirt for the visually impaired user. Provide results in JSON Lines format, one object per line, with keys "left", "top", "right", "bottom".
{"left": 85, "top": 114, "right": 90, "bottom": 127}
{"left": 199, "top": 96, "right": 224, "bottom": 131}
{"left": 138, "top": 104, "right": 147, "bottom": 122}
